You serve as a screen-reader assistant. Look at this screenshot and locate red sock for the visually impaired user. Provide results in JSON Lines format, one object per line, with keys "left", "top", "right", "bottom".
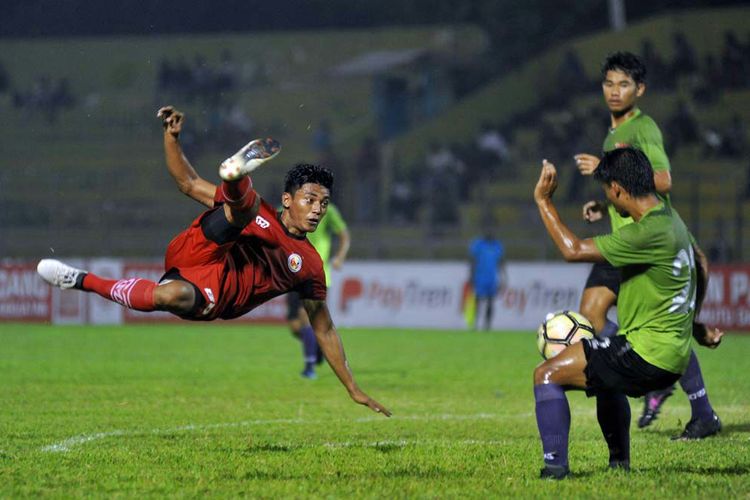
{"left": 82, "top": 274, "right": 156, "bottom": 312}
{"left": 219, "top": 176, "right": 257, "bottom": 210}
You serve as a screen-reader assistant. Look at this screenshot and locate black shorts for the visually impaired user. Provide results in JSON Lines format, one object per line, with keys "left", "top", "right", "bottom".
{"left": 584, "top": 261, "right": 622, "bottom": 295}
{"left": 159, "top": 268, "right": 206, "bottom": 318}
{"left": 582, "top": 335, "right": 681, "bottom": 398}
{"left": 286, "top": 291, "right": 302, "bottom": 320}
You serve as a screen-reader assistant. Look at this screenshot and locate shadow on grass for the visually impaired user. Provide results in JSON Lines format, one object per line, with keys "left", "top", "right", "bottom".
{"left": 243, "top": 443, "right": 296, "bottom": 453}
{"left": 637, "top": 464, "right": 750, "bottom": 475}
{"left": 642, "top": 421, "right": 750, "bottom": 438}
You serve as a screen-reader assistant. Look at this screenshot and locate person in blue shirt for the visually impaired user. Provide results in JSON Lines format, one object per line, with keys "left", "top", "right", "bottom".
{"left": 469, "top": 228, "right": 507, "bottom": 330}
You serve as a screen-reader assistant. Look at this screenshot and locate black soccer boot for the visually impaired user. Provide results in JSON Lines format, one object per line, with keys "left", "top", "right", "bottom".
{"left": 671, "top": 412, "right": 722, "bottom": 440}
{"left": 540, "top": 464, "right": 571, "bottom": 480}
{"left": 637, "top": 385, "right": 674, "bottom": 428}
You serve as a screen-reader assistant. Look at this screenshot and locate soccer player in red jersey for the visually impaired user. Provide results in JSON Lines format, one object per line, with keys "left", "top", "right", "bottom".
{"left": 38, "top": 106, "right": 390, "bottom": 417}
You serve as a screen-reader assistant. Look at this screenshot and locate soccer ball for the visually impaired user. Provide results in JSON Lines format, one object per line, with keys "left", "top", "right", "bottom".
{"left": 537, "top": 310, "right": 595, "bottom": 360}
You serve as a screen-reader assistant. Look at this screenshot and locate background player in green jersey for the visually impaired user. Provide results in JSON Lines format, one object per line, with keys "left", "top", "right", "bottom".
{"left": 287, "top": 202, "right": 351, "bottom": 379}
{"left": 574, "top": 52, "right": 721, "bottom": 438}
{"left": 532, "top": 147, "right": 723, "bottom": 479}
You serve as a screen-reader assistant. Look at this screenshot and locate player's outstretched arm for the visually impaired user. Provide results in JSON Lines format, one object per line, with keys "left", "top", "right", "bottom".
{"left": 534, "top": 160, "right": 606, "bottom": 263}
{"left": 304, "top": 299, "right": 391, "bottom": 417}
{"left": 157, "top": 106, "right": 217, "bottom": 208}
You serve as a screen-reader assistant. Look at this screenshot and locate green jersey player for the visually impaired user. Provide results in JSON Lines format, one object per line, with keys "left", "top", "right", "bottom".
{"left": 574, "top": 52, "right": 721, "bottom": 437}
{"left": 532, "top": 147, "right": 723, "bottom": 479}
{"left": 287, "top": 202, "right": 350, "bottom": 379}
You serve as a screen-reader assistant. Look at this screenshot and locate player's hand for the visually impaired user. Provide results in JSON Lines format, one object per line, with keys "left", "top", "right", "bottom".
{"left": 574, "top": 153, "right": 600, "bottom": 176}
{"left": 534, "top": 159, "right": 558, "bottom": 203}
{"left": 332, "top": 256, "right": 344, "bottom": 270}
{"left": 157, "top": 106, "right": 184, "bottom": 137}
{"left": 350, "top": 388, "right": 391, "bottom": 417}
{"left": 693, "top": 322, "right": 724, "bottom": 348}
{"left": 582, "top": 200, "right": 605, "bottom": 223}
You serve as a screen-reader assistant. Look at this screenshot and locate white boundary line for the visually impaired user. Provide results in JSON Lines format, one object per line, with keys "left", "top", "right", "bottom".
{"left": 40, "top": 413, "right": 522, "bottom": 453}
{"left": 40, "top": 407, "right": 750, "bottom": 453}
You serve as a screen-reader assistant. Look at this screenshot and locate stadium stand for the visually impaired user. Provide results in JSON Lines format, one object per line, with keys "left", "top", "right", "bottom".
{"left": 1, "top": 8, "right": 748, "bottom": 261}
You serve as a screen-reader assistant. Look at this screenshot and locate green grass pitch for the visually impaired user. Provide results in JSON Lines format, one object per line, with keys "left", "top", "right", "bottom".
{"left": 1, "top": 324, "right": 748, "bottom": 497}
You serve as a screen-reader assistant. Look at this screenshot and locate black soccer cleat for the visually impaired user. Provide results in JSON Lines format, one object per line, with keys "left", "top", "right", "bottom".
{"left": 671, "top": 412, "right": 722, "bottom": 440}
{"left": 540, "top": 464, "right": 570, "bottom": 480}
{"left": 609, "top": 459, "right": 630, "bottom": 471}
{"left": 637, "top": 385, "right": 674, "bottom": 428}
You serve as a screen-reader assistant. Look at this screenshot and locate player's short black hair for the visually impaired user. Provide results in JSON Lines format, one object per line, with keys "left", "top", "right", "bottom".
{"left": 601, "top": 51, "right": 647, "bottom": 84}
{"left": 283, "top": 163, "right": 334, "bottom": 194}
{"left": 594, "top": 147, "right": 655, "bottom": 197}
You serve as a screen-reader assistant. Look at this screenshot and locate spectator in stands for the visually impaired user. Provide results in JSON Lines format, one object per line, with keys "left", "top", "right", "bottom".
{"left": 390, "top": 173, "right": 417, "bottom": 225}
{"left": 701, "top": 126, "right": 724, "bottom": 159}
{"left": 312, "top": 120, "right": 332, "bottom": 153}
{"left": 693, "top": 55, "right": 722, "bottom": 105}
{"left": 665, "top": 100, "right": 700, "bottom": 154}
{"left": 640, "top": 39, "right": 670, "bottom": 89}
{"left": 708, "top": 219, "right": 732, "bottom": 264}
{"left": 721, "top": 31, "right": 746, "bottom": 89}
{"left": 557, "top": 49, "right": 589, "bottom": 96}
{"left": 476, "top": 122, "right": 509, "bottom": 179}
{"left": 670, "top": 32, "right": 699, "bottom": 80}
{"left": 723, "top": 113, "right": 747, "bottom": 158}
{"left": 425, "top": 141, "right": 463, "bottom": 227}
{"left": 0, "top": 60, "right": 9, "bottom": 94}
{"left": 354, "top": 137, "right": 381, "bottom": 223}
{"left": 216, "top": 49, "right": 239, "bottom": 94}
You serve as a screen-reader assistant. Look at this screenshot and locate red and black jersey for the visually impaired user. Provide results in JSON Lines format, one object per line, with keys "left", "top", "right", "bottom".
{"left": 164, "top": 196, "right": 326, "bottom": 321}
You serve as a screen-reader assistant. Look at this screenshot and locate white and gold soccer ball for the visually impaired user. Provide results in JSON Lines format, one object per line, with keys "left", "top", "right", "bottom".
{"left": 536, "top": 310, "right": 595, "bottom": 360}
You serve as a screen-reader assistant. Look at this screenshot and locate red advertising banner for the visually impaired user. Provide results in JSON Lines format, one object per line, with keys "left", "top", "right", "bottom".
{"left": 4, "top": 259, "right": 749, "bottom": 331}
{"left": 699, "top": 265, "right": 750, "bottom": 332}
{"left": 0, "top": 261, "right": 51, "bottom": 322}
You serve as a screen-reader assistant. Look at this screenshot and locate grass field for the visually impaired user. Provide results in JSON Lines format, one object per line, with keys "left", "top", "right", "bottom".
{"left": 1, "top": 324, "right": 748, "bottom": 497}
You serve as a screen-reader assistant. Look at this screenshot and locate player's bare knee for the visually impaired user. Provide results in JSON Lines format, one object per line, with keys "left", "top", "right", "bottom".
{"left": 534, "top": 361, "right": 549, "bottom": 385}
{"left": 154, "top": 281, "right": 195, "bottom": 313}
{"left": 534, "top": 361, "right": 557, "bottom": 385}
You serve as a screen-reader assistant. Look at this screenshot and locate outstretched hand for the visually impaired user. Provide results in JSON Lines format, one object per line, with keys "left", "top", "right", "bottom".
{"left": 350, "top": 388, "right": 391, "bottom": 417}
{"left": 693, "top": 321, "right": 724, "bottom": 349}
{"left": 534, "top": 159, "right": 558, "bottom": 203}
{"left": 157, "top": 106, "right": 184, "bottom": 136}
{"left": 574, "top": 153, "right": 600, "bottom": 176}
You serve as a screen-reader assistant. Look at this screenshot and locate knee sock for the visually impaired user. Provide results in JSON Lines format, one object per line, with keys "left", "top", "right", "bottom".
{"left": 220, "top": 176, "right": 256, "bottom": 210}
{"left": 534, "top": 383, "right": 570, "bottom": 467}
{"left": 679, "top": 349, "right": 715, "bottom": 421}
{"left": 300, "top": 325, "right": 318, "bottom": 370}
{"left": 599, "top": 319, "right": 619, "bottom": 338}
{"left": 596, "top": 392, "right": 630, "bottom": 465}
{"left": 82, "top": 274, "right": 156, "bottom": 312}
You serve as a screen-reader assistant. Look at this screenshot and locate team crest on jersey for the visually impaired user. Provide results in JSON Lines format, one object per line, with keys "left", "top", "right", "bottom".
{"left": 288, "top": 253, "right": 303, "bottom": 273}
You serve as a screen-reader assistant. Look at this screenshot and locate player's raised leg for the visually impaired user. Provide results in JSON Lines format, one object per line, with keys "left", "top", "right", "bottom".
{"left": 37, "top": 259, "right": 196, "bottom": 315}
{"left": 217, "top": 138, "right": 280, "bottom": 227}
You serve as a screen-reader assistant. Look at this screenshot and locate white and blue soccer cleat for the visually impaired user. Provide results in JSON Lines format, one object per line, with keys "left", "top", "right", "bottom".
{"left": 219, "top": 138, "right": 281, "bottom": 181}
{"left": 37, "top": 259, "right": 87, "bottom": 290}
